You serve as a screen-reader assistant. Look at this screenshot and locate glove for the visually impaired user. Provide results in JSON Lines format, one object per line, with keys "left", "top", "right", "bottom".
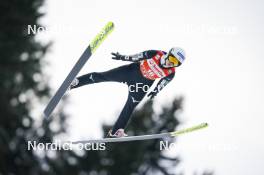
{"left": 111, "top": 52, "right": 123, "bottom": 60}
{"left": 147, "top": 91, "right": 157, "bottom": 99}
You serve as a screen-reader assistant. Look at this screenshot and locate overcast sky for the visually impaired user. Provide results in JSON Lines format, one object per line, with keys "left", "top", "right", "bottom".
{"left": 38, "top": 0, "right": 264, "bottom": 174}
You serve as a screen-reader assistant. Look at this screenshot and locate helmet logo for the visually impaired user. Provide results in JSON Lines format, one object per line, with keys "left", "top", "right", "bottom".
{"left": 170, "top": 47, "right": 185, "bottom": 64}
{"left": 177, "top": 52, "right": 185, "bottom": 63}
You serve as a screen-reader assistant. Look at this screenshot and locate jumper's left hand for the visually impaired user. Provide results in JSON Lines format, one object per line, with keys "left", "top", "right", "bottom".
{"left": 111, "top": 52, "right": 122, "bottom": 60}
{"left": 147, "top": 91, "right": 157, "bottom": 99}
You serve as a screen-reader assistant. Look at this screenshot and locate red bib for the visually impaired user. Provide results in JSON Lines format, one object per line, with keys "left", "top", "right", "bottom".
{"left": 140, "top": 51, "right": 175, "bottom": 80}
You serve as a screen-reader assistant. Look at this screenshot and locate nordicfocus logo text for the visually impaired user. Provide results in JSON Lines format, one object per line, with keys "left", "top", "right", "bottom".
{"left": 27, "top": 141, "right": 106, "bottom": 151}
{"left": 122, "top": 82, "right": 150, "bottom": 93}
{"left": 159, "top": 141, "right": 176, "bottom": 150}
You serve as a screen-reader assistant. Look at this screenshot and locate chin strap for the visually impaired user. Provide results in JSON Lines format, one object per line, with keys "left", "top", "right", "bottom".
{"left": 159, "top": 55, "right": 167, "bottom": 68}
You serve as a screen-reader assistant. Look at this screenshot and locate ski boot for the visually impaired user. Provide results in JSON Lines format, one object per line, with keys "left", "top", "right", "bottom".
{"left": 68, "top": 78, "right": 79, "bottom": 91}
{"left": 107, "top": 129, "right": 128, "bottom": 138}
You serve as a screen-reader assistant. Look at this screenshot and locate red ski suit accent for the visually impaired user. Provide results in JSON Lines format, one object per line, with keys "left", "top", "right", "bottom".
{"left": 140, "top": 51, "right": 175, "bottom": 80}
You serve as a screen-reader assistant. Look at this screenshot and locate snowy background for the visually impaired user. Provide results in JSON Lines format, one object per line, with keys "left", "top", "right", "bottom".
{"left": 38, "top": 0, "right": 264, "bottom": 174}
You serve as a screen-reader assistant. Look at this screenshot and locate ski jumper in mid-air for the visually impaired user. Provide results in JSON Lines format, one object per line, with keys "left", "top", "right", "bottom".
{"left": 69, "top": 47, "right": 186, "bottom": 138}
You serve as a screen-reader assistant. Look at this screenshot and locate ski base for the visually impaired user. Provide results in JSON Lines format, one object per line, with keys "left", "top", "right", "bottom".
{"left": 72, "top": 123, "right": 208, "bottom": 144}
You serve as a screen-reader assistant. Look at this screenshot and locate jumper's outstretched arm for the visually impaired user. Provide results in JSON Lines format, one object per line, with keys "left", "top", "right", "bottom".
{"left": 111, "top": 50, "right": 158, "bottom": 62}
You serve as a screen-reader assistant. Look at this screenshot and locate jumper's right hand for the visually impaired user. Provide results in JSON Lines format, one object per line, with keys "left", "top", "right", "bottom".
{"left": 111, "top": 52, "right": 122, "bottom": 60}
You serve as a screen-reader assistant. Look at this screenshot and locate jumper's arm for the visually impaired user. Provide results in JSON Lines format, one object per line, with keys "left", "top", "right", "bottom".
{"left": 147, "top": 73, "right": 175, "bottom": 99}
{"left": 111, "top": 50, "right": 158, "bottom": 62}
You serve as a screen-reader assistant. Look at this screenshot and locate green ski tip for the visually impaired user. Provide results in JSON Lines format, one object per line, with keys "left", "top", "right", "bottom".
{"left": 170, "top": 122, "right": 208, "bottom": 137}
{"left": 90, "top": 21, "right": 114, "bottom": 53}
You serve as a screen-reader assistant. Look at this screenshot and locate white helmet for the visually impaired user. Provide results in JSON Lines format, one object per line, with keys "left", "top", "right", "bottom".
{"left": 169, "top": 47, "right": 186, "bottom": 65}
{"left": 161, "top": 47, "right": 186, "bottom": 68}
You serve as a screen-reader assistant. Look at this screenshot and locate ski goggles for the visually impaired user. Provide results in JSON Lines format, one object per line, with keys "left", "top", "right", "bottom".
{"left": 168, "top": 55, "right": 180, "bottom": 67}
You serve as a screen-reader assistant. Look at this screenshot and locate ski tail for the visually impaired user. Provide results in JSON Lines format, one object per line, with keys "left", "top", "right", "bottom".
{"left": 169, "top": 122, "right": 208, "bottom": 137}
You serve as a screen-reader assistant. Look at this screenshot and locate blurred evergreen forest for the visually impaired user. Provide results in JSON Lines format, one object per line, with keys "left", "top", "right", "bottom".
{"left": 0, "top": 0, "right": 213, "bottom": 174}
